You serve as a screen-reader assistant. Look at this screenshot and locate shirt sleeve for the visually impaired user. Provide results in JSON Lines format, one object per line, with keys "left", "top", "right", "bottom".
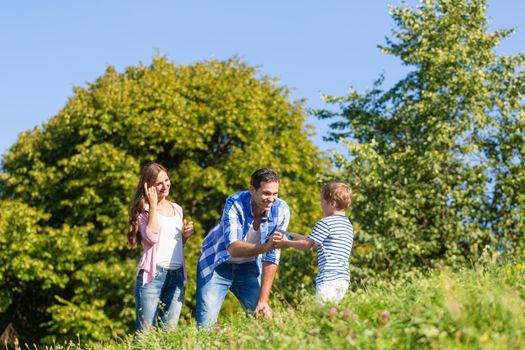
{"left": 261, "top": 203, "right": 290, "bottom": 265}
{"left": 139, "top": 212, "right": 159, "bottom": 245}
{"left": 308, "top": 219, "right": 330, "bottom": 245}
{"left": 222, "top": 197, "right": 244, "bottom": 248}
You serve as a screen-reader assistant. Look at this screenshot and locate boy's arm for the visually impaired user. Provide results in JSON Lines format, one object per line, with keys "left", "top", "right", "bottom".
{"left": 274, "top": 231, "right": 317, "bottom": 251}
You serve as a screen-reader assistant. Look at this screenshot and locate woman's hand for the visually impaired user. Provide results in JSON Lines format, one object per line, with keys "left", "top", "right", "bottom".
{"left": 182, "top": 220, "right": 194, "bottom": 242}
{"left": 144, "top": 182, "right": 158, "bottom": 208}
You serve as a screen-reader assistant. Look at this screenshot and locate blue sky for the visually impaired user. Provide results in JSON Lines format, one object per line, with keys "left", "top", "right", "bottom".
{"left": 1, "top": 1, "right": 524, "bottom": 157}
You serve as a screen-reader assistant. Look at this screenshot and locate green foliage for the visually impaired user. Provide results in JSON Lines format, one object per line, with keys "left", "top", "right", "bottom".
{"left": 0, "top": 56, "right": 329, "bottom": 345}
{"left": 34, "top": 258, "right": 524, "bottom": 349}
{"left": 315, "top": 0, "right": 525, "bottom": 281}
{"left": 0, "top": 200, "right": 89, "bottom": 344}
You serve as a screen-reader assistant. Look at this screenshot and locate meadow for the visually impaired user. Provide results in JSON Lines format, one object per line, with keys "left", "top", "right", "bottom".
{"left": 25, "top": 258, "right": 523, "bottom": 350}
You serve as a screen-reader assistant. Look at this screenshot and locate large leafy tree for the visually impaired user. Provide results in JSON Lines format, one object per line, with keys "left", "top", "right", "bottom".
{"left": 0, "top": 56, "right": 329, "bottom": 344}
{"left": 316, "top": 0, "right": 525, "bottom": 281}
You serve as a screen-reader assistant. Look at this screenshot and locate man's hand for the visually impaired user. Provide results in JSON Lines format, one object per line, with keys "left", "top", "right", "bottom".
{"left": 260, "top": 231, "right": 283, "bottom": 252}
{"left": 255, "top": 302, "right": 273, "bottom": 319}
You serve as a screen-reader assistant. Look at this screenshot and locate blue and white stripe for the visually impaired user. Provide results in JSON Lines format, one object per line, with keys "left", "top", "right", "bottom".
{"left": 308, "top": 215, "right": 353, "bottom": 285}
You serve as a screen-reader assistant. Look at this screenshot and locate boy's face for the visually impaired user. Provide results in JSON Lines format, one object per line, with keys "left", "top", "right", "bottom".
{"left": 250, "top": 181, "right": 279, "bottom": 214}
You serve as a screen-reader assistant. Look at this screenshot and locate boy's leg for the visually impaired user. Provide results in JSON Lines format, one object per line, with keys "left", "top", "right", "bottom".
{"left": 316, "top": 279, "right": 349, "bottom": 304}
{"left": 196, "top": 263, "right": 232, "bottom": 328}
{"left": 230, "top": 262, "right": 261, "bottom": 316}
{"left": 158, "top": 267, "right": 185, "bottom": 329}
{"left": 134, "top": 269, "right": 164, "bottom": 332}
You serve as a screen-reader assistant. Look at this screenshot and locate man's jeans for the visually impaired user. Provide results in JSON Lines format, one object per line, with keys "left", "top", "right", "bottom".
{"left": 196, "top": 262, "right": 260, "bottom": 328}
{"left": 134, "top": 266, "right": 185, "bottom": 332}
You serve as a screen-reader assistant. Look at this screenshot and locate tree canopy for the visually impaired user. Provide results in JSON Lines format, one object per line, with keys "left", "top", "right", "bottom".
{"left": 0, "top": 56, "right": 329, "bottom": 344}
{"left": 316, "top": 0, "right": 525, "bottom": 281}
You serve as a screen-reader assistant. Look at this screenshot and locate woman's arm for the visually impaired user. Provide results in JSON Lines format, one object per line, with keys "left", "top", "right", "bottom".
{"left": 174, "top": 203, "right": 193, "bottom": 244}
{"left": 139, "top": 212, "right": 159, "bottom": 245}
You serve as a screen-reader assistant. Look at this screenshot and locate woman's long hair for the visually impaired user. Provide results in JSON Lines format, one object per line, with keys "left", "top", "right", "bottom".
{"left": 127, "top": 162, "right": 168, "bottom": 249}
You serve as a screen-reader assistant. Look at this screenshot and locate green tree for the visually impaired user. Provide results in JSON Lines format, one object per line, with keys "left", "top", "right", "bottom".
{"left": 316, "top": 0, "right": 525, "bottom": 282}
{"left": 0, "top": 56, "right": 329, "bottom": 345}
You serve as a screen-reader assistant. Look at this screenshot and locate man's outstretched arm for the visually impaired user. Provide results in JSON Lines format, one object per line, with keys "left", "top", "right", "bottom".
{"left": 255, "top": 261, "right": 278, "bottom": 318}
{"left": 228, "top": 240, "right": 270, "bottom": 258}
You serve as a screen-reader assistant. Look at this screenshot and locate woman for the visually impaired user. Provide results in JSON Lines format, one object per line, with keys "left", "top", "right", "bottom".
{"left": 127, "top": 162, "right": 194, "bottom": 332}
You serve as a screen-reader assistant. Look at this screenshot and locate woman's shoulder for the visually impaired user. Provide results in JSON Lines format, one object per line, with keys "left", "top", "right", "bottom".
{"left": 169, "top": 201, "right": 183, "bottom": 217}
{"left": 138, "top": 208, "right": 149, "bottom": 222}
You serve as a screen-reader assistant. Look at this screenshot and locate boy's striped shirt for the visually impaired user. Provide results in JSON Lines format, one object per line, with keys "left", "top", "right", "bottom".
{"left": 308, "top": 215, "right": 353, "bottom": 285}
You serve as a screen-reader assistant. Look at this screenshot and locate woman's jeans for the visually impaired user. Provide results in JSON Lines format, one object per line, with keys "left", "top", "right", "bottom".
{"left": 195, "top": 261, "right": 261, "bottom": 328}
{"left": 134, "top": 266, "right": 185, "bottom": 332}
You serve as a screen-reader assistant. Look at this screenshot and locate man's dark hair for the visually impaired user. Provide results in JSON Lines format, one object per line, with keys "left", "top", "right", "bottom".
{"left": 250, "top": 168, "right": 279, "bottom": 190}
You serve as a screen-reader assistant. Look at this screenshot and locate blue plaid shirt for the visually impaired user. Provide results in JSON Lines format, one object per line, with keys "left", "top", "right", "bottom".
{"left": 197, "top": 190, "right": 290, "bottom": 285}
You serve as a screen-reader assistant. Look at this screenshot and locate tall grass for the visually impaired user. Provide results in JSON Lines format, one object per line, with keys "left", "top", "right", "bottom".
{"left": 13, "top": 260, "right": 524, "bottom": 349}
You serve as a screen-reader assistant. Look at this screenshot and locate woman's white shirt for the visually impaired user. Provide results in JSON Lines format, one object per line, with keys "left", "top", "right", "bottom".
{"left": 156, "top": 212, "right": 184, "bottom": 269}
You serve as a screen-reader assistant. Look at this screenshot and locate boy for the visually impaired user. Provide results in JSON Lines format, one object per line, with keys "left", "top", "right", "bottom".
{"left": 276, "top": 181, "right": 353, "bottom": 303}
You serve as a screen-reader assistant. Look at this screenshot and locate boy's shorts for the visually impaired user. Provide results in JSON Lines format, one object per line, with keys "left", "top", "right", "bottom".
{"left": 316, "top": 279, "right": 349, "bottom": 304}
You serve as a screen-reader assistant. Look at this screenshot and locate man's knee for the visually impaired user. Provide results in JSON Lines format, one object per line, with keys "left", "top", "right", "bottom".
{"left": 196, "top": 282, "right": 223, "bottom": 327}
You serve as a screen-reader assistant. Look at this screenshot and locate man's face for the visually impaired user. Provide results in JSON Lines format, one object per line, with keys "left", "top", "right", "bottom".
{"left": 250, "top": 181, "right": 279, "bottom": 214}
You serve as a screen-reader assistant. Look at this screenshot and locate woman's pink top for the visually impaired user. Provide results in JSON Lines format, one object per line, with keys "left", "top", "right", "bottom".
{"left": 137, "top": 202, "right": 188, "bottom": 286}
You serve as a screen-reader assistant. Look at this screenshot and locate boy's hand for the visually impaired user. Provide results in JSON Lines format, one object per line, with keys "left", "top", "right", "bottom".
{"left": 270, "top": 231, "right": 283, "bottom": 243}
{"left": 261, "top": 231, "right": 283, "bottom": 252}
{"left": 273, "top": 233, "right": 289, "bottom": 249}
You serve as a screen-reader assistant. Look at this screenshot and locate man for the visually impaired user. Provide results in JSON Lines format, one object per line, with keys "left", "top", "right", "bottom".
{"left": 196, "top": 168, "right": 290, "bottom": 327}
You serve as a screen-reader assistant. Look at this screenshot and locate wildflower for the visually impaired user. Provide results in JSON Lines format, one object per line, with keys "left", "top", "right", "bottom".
{"left": 364, "top": 329, "right": 374, "bottom": 337}
{"left": 342, "top": 308, "right": 350, "bottom": 320}
{"left": 215, "top": 324, "right": 230, "bottom": 334}
{"left": 422, "top": 326, "right": 439, "bottom": 338}
{"left": 378, "top": 310, "right": 390, "bottom": 322}
{"left": 455, "top": 331, "right": 462, "bottom": 339}
{"left": 328, "top": 307, "right": 338, "bottom": 319}
{"left": 517, "top": 263, "right": 523, "bottom": 271}
{"left": 450, "top": 301, "right": 461, "bottom": 312}
{"left": 351, "top": 314, "right": 358, "bottom": 322}
{"left": 346, "top": 333, "right": 356, "bottom": 343}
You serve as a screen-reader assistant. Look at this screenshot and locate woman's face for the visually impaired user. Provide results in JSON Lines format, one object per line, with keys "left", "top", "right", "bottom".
{"left": 152, "top": 170, "right": 171, "bottom": 199}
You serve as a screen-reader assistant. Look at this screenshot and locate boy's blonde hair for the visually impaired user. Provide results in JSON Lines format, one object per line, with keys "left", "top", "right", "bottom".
{"left": 321, "top": 181, "right": 352, "bottom": 210}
